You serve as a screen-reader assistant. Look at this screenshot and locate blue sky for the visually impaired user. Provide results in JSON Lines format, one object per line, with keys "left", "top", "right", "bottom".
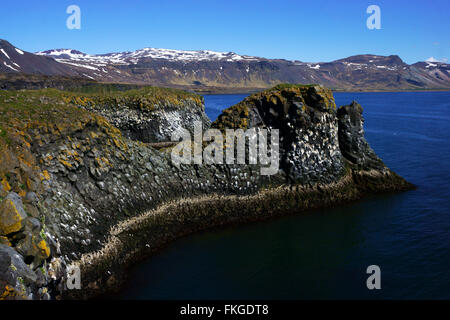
{"left": 0, "top": 0, "right": 448, "bottom": 64}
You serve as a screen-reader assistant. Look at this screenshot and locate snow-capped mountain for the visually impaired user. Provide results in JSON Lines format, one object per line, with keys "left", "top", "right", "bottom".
{"left": 37, "top": 48, "right": 260, "bottom": 63}
{"left": 0, "top": 40, "right": 79, "bottom": 76}
{"left": 1, "top": 39, "right": 449, "bottom": 92}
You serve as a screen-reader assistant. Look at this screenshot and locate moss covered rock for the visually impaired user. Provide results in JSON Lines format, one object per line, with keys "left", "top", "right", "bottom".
{"left": 213, "top": 83, "right": 336, "bottom": 131}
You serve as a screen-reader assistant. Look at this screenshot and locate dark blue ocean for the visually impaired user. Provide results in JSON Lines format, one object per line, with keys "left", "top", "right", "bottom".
{"left": 117, "top": 91, "right": 450, "bottom": 299}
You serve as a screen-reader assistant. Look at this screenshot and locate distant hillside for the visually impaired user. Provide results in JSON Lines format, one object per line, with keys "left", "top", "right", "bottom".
{"left": 1, "top": 39, "right": 449, "bottom": 92}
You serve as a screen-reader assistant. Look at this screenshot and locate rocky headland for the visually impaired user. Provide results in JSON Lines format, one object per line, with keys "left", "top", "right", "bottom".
{"left": 0, "top": 84, "right": 414, "bottom": 300}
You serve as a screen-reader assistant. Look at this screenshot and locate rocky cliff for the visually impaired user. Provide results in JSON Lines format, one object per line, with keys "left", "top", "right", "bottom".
{"left": 0, "top": 84, "right": 413, "bottom": 300}
{"left": 62, "top": 87, "right": 209, "bottom": 143}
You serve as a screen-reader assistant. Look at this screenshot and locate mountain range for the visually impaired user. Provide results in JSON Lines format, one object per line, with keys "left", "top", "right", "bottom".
{"left": 1, "top": 39, "right": 449, "bottom": 92}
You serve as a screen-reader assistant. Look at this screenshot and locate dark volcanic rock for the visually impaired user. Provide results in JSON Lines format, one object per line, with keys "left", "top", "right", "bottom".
{"left": 213, "top": 84, "right": 345, "bottom": 183}
{"left": 0, "top": 84, "right": 414, "bottom": 299}
{"left": 78, "top": 97, "right": 210, "bottom": 143}
{"left": 337, "top": 101, "right": 384, "bottom": 170}
{"left": 0, "top": 244, "right": 37, "bottom": 299}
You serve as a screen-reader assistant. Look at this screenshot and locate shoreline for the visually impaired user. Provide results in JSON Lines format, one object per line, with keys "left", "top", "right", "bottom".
{"left": 2, "top": 74, "right": 449, "bottom": 95}
{"left": 64, "top": 169, "right": 414, "bottom": 300}
{"left": 197, "top": 88, "right": 450, "bottom": 95}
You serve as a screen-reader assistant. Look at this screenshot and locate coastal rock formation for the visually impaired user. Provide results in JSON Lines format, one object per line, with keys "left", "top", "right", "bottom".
{"left": 213, "top": 84, "right": 344, "bottom": 183}
{"left": 0, "top": 84, "right": 413, "bottom": 299}
{"left": 337, "top": 101, "right": 384, "bottom": 170}
{"left": 69, "top": 88, "right": 210, "bottom": 143}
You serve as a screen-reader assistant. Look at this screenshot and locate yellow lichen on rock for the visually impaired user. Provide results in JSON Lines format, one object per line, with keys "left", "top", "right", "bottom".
{"left": 1, "top": 178, "right": 11, "bottom": 192}
{"left": 59, "top": 159, "right": 72, "bottom": 168}
{"left": 41, "top": 170, "right": 50, "bottom": 181}
{"left": 0, "top": 235, "right": 11, "bottom": 246}
{"left": 0, "top": 285, "right": 17, "bottom": 299}
{"left": 37, "top": 239, "right": 50, "bottom": 258}
{"left": 0, "top": 199, "right": 26, "bottom": 235}
{"left": 95, "top": 157, "right": 111, "bottom": 168}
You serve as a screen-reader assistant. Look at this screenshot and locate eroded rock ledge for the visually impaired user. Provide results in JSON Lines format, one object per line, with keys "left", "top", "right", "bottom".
{"left": 0, "top": 84, "right": 414, "bottom": 300}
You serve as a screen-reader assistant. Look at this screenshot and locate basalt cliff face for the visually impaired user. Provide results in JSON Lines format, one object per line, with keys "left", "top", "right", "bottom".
{"left": 0, "top": 84, "right": 413, "bottom": 300}
{"left": 64, "top": 87, "right": 210, "bottom": 143}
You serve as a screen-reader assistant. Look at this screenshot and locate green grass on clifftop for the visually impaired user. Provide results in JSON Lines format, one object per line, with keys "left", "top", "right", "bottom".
{"left": 0, "top": 86, "right": 204, "bottom": 116}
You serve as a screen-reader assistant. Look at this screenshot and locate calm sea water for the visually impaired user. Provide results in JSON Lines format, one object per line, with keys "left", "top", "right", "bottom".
{"left": 117, "top": 91, "right": 450, "bottom": 299}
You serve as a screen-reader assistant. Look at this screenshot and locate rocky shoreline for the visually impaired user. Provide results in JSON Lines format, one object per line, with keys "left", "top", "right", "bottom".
{"left": 0, "top": 84, "right": 414, "bottom": 300}
{"left": 69, "top": 169, "right": 411, "bottom": 299}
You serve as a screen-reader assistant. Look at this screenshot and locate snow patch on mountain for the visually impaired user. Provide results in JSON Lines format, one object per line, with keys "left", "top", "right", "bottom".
{"left": 308, "top": 64, "right": 320, "bottom": 69}
{"left": 426, "top": 57, "right": 448, "bottom": 63}
{"left": 3, "top": 61, "right": 19, "bottom": 72}
{"left": 1, "top": 49, "right": 10, "bottom": 59}
{"left": 55, "top": 59, "right": 100, "bottom": 71}
{"left": 36, "top": 47, "right": 260, "bottom": 65}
